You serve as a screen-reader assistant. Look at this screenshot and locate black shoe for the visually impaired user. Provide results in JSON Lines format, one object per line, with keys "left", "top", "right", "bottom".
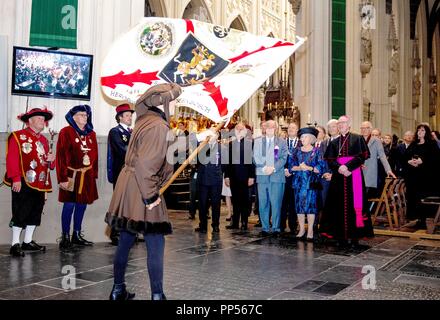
{"left": 225, "top": 224, "right": 239, "bottom": 230}
{"left": 415, "top": 219, "right": 427, "bottom": 229}
{"left": 109, "top": 283, "right": 135, "bottom": 301}
{"left": 261, "top": 231, "right": 270, "bottom": 237}
{"left": 9, "top": 244, "right": 25, "bottom": 257}
{"left": 255, "top": 222, "right": 262, "bottom": 228}
{"left": 71, "top": 231, "right": 93, "bottom": 246}
{"left": 195, "top": 227, "right": 207, "bottom": 233}
{"left": 152, "top": 293, "right": 167, "bottom": 300}
{"left": 212, "top": 226, "right": 220, "bottom": 233}
{"left": 22, "top": 240, "right": 46, "bottom": 252}
{"left": 336, "top": 240, "right": 349, "bottom": 248}
{"left": 240, "top": 224, "right": 248, "bottom": 231}
{"left": 296, "top": 234, "right": 307, "bottom": 241}
{"left": 306, "top": 237, "right": 314, "bottom": 243}
{"left": 110, "top": 237, "right": 119, "bottom": 246}
{"left": 272, "top": 231, "right": 280, "bottom": 238}
{"left": 59, "top": 233, "right": 72, "bottom": 251}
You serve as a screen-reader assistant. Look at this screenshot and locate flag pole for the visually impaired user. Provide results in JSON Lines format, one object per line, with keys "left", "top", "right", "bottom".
{"left": 159, "top": 120, "right": 225, "bottom": 195}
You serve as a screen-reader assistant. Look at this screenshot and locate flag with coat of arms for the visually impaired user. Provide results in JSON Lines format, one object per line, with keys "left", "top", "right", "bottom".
{"left": 101, "top": 17, "right": 306, "bottom": 123}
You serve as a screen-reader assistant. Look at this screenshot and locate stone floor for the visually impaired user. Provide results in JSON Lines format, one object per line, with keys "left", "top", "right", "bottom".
{"left": 0, "top": 211, "right": 439, "bottom": 300}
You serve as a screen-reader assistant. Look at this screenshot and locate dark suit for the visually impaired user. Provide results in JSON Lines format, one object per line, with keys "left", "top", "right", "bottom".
{"left": 107, "top": 124, "right": 131, "bottom": 188}
{"left": 394, "top": 142, "right": 410, "bottom": 178}
{"left": 197, "top": 143, "right": 225, "bottom": 230}
{"left": 281, "top": 137, "right": 300, "bottom": 232}
{"left": 225, "top": 137, "right": 255, "bottom": 227}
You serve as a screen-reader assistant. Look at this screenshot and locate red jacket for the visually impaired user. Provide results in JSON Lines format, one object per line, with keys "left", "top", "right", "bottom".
{"left": 4, "top": 127, "right": 55, "bottom": 192}
{"left": 56, "top": 125, "right": 99, "bottom": 204}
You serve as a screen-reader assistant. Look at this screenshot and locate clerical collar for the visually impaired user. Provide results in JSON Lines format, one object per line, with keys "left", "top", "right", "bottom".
{"left": 330, "top": 135, "right": 339, "bottom": 141}
{"left": 119, "top": 123, "right": 130, "bottom": 132}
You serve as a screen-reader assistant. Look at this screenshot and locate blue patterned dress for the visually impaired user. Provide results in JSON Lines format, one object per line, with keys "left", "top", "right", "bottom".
{"left": 288, "top": 147, "right": 327, "bottom": 215}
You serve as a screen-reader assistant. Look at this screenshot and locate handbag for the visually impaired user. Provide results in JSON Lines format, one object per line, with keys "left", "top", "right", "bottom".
{"left": 65, "top": 171, "right": 77, "bottom": 192}
{"left": 309, "top": 172, "right": 323, "bottom": 190}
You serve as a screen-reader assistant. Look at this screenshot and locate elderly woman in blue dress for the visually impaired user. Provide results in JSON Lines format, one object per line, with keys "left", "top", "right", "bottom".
{"left": 288, "top": 127, "right": 327, "bottom": 241}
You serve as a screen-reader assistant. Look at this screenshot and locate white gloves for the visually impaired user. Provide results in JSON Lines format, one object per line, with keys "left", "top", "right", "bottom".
{"left": 196, "top": 128, "right": 218, "bottom": 143}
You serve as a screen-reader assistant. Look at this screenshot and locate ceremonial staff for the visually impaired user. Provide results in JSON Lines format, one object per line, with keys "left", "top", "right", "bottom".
{"left": 45, "top": 129, "right": 57, "bottom": 186}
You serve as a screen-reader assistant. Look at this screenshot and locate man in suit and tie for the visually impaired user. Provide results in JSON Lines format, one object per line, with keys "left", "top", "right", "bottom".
{"left": 281, "top": 122, "right": 300, "bottom": 235}
{"left": 225, "top": 122, "right": 255, "bottom": 230}
{"left": 395, "top": 131, "right": 414, "bottom": 178}
{"left": 253, "top": 120, "right": 288, "bottom": 236}
{"left": 194, "top": 133, "right": 225, "bottom": 233}
{"left": 107, "top": 104, "right": 134, "bottom": 245}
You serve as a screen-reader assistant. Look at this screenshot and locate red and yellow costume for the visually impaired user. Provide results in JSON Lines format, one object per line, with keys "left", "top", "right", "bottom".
{"left": 4, "top": 127, "right": 54, "bottom": 191}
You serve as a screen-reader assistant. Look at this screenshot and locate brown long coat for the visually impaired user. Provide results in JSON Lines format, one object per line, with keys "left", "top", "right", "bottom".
{"left": 106, "top": 108, "right": 174, "bottom": 235}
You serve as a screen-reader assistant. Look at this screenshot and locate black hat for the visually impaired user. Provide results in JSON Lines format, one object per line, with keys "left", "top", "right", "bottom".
{"left": 298, "top": 127, "right": 319, "bottom": 138}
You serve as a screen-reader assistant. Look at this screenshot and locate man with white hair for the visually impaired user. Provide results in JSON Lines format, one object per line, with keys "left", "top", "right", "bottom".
{"left": 320, "top": 116, "right": 373, "bottom": 248}
{"left": 253, "top": 120, "right": 288, "bottom": 236}
{"left": 360, "top": 121, "right": 396, "bottom": 198}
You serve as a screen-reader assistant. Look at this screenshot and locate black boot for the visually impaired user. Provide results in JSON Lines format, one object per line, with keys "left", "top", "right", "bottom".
{"left": 109, "top": 228, "right": 119, "bottom": 246}
{"left": 109, "top": 283, "right": 135, "bottom": 301}
{"left": 59, "top": 233, "right": 72, "bottom": 250}
{"left": 9, "top": 243, "right": 25, "bottom": 257}
{"left": 71, "top": 231, "right": 93, "bottom": 246}
{"left": 151, "top": 293, "right": 167, "bottom": 300}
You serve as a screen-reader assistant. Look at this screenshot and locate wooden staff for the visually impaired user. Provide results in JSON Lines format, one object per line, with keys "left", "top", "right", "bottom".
{"left": 159, "top": 121, "right": 225, "bottom": 195}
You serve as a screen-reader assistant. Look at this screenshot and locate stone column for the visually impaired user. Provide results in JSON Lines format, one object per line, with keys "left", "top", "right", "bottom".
{"left": 345, "top": 0, "right": 363, "bottom": 131}
{"left": 294, "top": 0, "right": 331, "bottom": 127}
{"left": 369, "top": 0, "right": 391, "bottom": 134}
{"left": 396, "top": 0, "right": 414, "bottom": 134}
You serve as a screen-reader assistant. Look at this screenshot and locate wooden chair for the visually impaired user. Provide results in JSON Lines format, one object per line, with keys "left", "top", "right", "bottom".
{"left": 393, "top": 179, "right": 407, "bottom": 227}
{"left": 421, "top": 197, "right": 440, "bottom": 234}
{"left": 369, "top": 178, "right": 398, "bottom": 230}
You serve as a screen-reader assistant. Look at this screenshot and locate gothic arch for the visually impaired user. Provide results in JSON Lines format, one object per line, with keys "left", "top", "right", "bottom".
{"left": 181, "top": 0, "right": 214, "bottom": 23}
{"left": 146, "top": 0, "right": 167, "bottom": 17}
{"left": 228, "top": 15, "right": 248, "bottom": 31}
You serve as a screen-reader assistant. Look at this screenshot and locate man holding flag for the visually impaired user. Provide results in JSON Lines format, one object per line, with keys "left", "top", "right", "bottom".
{"left": 101, "top": 17, "right": 305, "bottom": 300}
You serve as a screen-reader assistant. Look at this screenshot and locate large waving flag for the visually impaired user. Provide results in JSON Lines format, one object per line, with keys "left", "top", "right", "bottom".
{"left": 101, "top": 18, "right": 305, "bottom": 123}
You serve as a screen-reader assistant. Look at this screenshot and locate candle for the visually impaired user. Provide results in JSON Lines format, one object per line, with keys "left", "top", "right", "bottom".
{"left": 308, "top": 113, "right": 311, "bottom": 123}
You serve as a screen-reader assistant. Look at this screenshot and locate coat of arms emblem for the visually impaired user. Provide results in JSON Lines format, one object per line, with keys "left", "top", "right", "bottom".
{"left": 139, "top": 22, "right": 173, "bottom": 56}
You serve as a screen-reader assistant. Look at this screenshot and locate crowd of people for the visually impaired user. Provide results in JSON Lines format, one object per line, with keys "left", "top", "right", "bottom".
{"left": 182, "top": 116, "right": 440, "bottom": 242}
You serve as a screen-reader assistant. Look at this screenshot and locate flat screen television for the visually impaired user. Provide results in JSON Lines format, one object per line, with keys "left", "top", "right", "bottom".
{"left": 12, "top": 46, "right": 93, "bottom": 100}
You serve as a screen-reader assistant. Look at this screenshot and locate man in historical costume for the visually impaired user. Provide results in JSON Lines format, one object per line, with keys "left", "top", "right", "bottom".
{"left": 107, "top": 104, "right": 134, "bottom": 245}
{"left": 56, "top": 105, "right": 98, "bottom": 250}
{"left": 106, "top": 83, "right": 217, "bottom": 300}
{"left": 320, "top": 115, "right": 374, "bottom": 248}
{"left": 106, "top": 82, "right": 218, "bottom": 300}
{"left": 4, "top": 108, "right": 55, "bottom": 257}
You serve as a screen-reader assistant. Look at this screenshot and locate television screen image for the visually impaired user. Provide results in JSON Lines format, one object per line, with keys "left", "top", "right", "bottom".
{"left": 12, "top": 46, "right": 93, "bottom": 100}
